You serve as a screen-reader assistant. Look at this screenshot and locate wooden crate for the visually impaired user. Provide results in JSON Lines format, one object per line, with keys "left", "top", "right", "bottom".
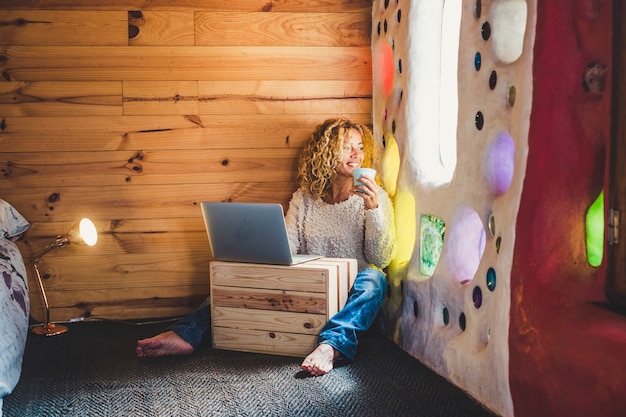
{"left": 210, "top": 258, "right": 357, "bottom": 357}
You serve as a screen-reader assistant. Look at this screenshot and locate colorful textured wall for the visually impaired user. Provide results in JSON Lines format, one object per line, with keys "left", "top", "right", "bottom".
{"left": 372, "top": 0, "right": 625, "bottom": 416}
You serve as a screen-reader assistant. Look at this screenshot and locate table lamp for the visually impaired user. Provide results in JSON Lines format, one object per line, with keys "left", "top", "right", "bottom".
{"left": 32, "top": 218, "right": 98, "bottom": 336}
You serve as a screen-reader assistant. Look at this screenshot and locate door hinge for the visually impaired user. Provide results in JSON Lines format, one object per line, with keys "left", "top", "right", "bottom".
{"left": 609, "top": 209, "right": 619, "bottom": 245}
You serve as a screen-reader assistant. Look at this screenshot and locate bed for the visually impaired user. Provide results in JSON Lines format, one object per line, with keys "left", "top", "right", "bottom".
{"left": 0, "top": 199, "right": 30, "bottom": 416}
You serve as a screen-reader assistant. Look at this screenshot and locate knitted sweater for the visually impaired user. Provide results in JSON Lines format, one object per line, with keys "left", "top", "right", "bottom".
{"left": 285, "top": 188, "right": 397, "bottom": 271}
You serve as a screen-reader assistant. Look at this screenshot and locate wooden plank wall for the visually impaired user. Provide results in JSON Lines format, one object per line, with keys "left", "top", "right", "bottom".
{"left": 0, "top": 1, "right": 373, "bottom": 322}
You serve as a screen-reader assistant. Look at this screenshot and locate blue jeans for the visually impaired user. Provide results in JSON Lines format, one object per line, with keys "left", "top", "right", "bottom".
{"left": 318, "top": 267, "right": 387, "bottom": 362}
{"left": 169, "top": 267, "right": 387, "bottom": 359}
{"left": 168, "top": 298, "right": 211, "bottom": 349}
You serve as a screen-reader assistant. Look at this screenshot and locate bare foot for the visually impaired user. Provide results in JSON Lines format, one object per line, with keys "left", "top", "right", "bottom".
{"left": 301, "top": 343, "right": 339, "bottom": 376}
{"left": 136, "top": 330, "right": 194, "bottom": 358}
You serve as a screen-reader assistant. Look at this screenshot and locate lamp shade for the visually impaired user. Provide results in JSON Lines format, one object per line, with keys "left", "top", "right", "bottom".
{"left": 65, "top": 218, "right": 98, "bottom": 247}
{"left": 78, "top": 218, "right": 98, "bottom": 246}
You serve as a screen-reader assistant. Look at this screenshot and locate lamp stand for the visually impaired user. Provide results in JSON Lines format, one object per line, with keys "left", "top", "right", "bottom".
{"left": 31, "top": 323, "right": 68, "bottom": 337}
{"left": 31, "top": 237, "right": 69, "bottom": 336}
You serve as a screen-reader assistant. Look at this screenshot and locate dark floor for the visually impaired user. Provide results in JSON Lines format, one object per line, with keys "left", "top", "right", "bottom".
{"left": 4, "top": 319, "right": 499, "bottom": 417}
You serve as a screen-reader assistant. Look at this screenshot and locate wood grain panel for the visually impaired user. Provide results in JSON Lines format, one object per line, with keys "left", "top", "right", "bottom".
{"left": 0, "top": 0, "right": 372, "bottom": 13}
{"left": 0, "top": 114, "right": 372, "bottom": 152}
{"left": 212, "top": 306, "right": 326, "bottom": 335}
{"left": 0, "top": 10, "right": 127, "bottom": 45}
{"left": 25, "top": 252, "right": 211, "bottom": 290}
{"left": 38, "top": 304, "right": 204, "bottom": 323}
{"left": 28, "top": 217, "right": 207, "bottom": 236}
{"left": 195, "top": 12, "right": 371, "bottom": 47}
{"left": 211, "top": 261, "right": 329, "bottom": 292}
{"left": 212, "top": 286, "right": 327, "bottom": 314}
{"left": 30, "top": 285, "right": 209, "bottom": 322}
{"left": 20, "top": 218, "right": 211, "bottom": 260}
{"left": 0, "top": 81, "right": 122, "bottom": 116}
{"left": 123, "top": 80, "right": 198, "bottom": 115}
{"left": 22, "top": 229, "right": 210, "bottom": 258}
{"left": 212, "top": 327, "right": 317, "bottom": 357}
{"left": 0, "top": 2, "right": 373, "bottom": 321}
{"left": 0, "top": 46, "right": 372, "bottom": 81}
{"left": 201, "top": 97, "right": 371, "bottom": 116}
{"left": 0, "top": 148, "right": 300, "bottom": 187}
{"left": 198, "top": 80, "right": 372, "bottom": 115}
{"left": 2, "top": 182, "right": 297, "bottom": 223}
{"left": 313, "top": 257, "right": 356, "bottom": 309}
{"left": 128, "top": 11, "right": 195, "bottom": 46}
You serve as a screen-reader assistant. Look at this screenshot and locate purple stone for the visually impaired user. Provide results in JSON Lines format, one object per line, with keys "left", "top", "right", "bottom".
{"left": 473, "top": 286, "right": 483, "bottom": 308}
{"left": 485, "top": 131, "right": 515, "bottom": 194}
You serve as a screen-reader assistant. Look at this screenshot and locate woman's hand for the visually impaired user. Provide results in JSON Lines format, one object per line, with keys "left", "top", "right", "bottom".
{"left": 354, "top": 174, "right": 379, "bottom": 210}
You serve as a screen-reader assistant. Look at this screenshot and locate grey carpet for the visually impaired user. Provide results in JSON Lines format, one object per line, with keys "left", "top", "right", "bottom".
{"left": 3, "top": 320, "right": 498, "bottom": 417}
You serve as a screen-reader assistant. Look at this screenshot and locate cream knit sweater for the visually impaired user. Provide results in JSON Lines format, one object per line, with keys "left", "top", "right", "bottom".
{"left": 285, "top": 188, "right": 397, "bottom": 271}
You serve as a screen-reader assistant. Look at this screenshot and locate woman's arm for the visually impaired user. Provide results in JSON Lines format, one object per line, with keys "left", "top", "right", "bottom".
{"left": 284, "top": 189, "right": 305, "bottom": 254}
{"left": 363, "top": 189, "right": 397, "bottom": 269}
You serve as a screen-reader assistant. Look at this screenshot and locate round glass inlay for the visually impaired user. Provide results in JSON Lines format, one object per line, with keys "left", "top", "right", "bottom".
{"left": 486, "top": 267, "right": 497, "bottom": 292}
{"left": 482, "top": 22, "right": 491, "bottom": 41}
{"left": 472, "top": 286, "right": 483, "bottom": 308}
{"left": 475, "top": 111, "right": 484, "bottom": 130}
{"left": 489, "top": 70, "right": 497, "bottom": 90}
{"left": 507, "top": 85, "right": 517, "bottom": 107}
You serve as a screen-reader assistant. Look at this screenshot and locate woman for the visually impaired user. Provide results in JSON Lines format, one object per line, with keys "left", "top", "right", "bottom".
{"left": 136, "top": 118, "right": 396, "bottom": 376}
{"left": 286, "top": 118, "right": 396, "bottom": 375}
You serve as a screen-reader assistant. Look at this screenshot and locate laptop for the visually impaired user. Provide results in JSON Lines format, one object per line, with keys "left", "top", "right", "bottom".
{"left": 200, "top": 201, "right": 322, "bottom": 265}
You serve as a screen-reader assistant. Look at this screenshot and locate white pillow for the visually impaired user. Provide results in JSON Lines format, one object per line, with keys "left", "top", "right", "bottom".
{"left": 0, "top": 199, "right": 30, "bottom": 241}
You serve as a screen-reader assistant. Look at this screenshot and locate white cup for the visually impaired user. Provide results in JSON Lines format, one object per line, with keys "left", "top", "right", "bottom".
{"left": 353, "top": 167, "right": 377, "bottom": 188}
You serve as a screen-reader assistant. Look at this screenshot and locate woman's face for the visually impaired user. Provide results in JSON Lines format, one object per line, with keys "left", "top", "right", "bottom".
{"left": 335, "top": 128, "right": 364, "bottom": 178}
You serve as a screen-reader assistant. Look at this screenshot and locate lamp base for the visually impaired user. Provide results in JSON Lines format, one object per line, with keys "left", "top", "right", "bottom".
{"left": 32, "top": 322, "right": 68, "bottom": 336}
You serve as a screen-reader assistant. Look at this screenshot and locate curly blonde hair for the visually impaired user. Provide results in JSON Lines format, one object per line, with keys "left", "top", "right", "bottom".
{"left": 296, "top": 118, "right": 376, "bottom": 199}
